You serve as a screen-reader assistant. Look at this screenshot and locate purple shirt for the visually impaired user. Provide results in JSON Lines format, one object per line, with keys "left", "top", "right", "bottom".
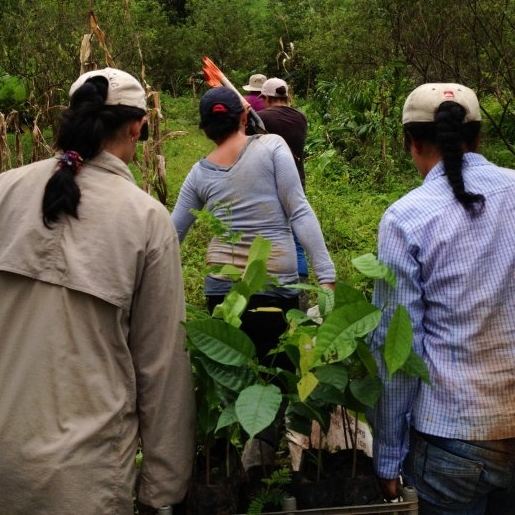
{"left": 244, "top": 93, "right": 266, "bottom": 112}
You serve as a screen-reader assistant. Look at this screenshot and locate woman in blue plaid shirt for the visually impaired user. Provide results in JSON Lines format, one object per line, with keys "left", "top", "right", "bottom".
{"left": 369, "top": 83, "right": 515, "bottom": 515}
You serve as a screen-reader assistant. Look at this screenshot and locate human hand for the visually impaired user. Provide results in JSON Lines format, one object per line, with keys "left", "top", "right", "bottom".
{"left": 319, "top": 282, "right": 335, "bottom": 291}
{"left": 378, "top": 477, "right": 401, "bottom": 501}
{"left": 136, "top": 501, "right": 158, "bottom": 515}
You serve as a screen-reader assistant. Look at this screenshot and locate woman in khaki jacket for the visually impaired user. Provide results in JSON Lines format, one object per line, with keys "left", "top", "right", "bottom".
{"left": 0, "top": 68, "right": 195, "bottom": 514}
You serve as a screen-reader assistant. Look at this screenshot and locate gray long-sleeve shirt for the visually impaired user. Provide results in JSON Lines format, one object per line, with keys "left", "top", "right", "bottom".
{"left": 171, "top": 134, "right": 335, "bottom": 287}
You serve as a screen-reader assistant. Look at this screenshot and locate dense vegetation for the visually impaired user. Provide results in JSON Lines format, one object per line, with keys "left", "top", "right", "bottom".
{"left": 1, "top": 0, "right": 514, "bottom": 306}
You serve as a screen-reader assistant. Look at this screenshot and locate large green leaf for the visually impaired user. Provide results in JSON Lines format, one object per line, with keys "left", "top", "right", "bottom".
{"left": 402, "top": 349, "right": 431, "bottom": 385}
{"left": 185, "top": 318, "right": 255, "bottom": 366}
{"left": 317, "top": 287, "right": 335, "bottom": 317}
{"left": 298, "top": 332, "right": 316, "bottom": 374}
{"left": 289, "top": 401, "right": 331, "bottom": 433}
{"left": 215, "top": 403, "right": 238, "bottom": 433}
{"left": 198, "top": 356, "right": 256, "bottom": 392}
{"left": 314, "top": 363, "right": 349, "bottom": 391}
{"left": 241, "top": 259, "right": 269, "bottom": 296}
{"left": 333, "top": 282, "right": 367, "bottom": 310}
{"left": 384, "top": 305, "right": 413, "bottom": 378}
{"left": 349, "top": 375, "right": 382, "bottom": 408}
{"left": 218, "top": 263, "right": 242, "bottom": 280}
{"left": 235, "top": 384, "right": 282, "bottom": 439}
{"left": 286, "top": 411, "right": 313, "bottom": 437}
{"left": 309, "top": 382, "right": 346, "bottom": 405}
{"left": 314, "top": 303, "right": 381, "bottom": 366}
{"left": 352, "top": 253, "right": 396, "bottom": 287}
{"left": 297, "top": 371, "right": 318, "bottom": 401}
{"left": 355, "top": 340, "right": 377, "bottom": 377}
{"left": 244, "top": 235, "right": 271, "bottom": 274}
{"left": 212, "top": 290, "right": 247, "bottom": 327}
{"left": 286, "top": 309, "right": 314, "bottom": 326}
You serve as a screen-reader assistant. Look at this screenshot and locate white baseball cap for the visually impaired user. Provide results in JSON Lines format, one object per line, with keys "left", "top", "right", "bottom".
{"left": 259, "top": 78, "right": 289, "bottom": 98}
{"left": 69, "top": 67, "right": 147, "bottom": 111}
{"left": 403, "top": 83, "right": 481, "bottom": 124}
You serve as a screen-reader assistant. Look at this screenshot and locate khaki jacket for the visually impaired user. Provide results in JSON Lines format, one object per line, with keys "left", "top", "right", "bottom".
{"left": 0, "top": 151, "right": 195, "bottom": 514}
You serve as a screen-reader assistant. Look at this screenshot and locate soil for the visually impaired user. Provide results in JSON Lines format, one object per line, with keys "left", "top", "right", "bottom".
{"left": 289, "top": 448, "right": 383, "bottom": 509}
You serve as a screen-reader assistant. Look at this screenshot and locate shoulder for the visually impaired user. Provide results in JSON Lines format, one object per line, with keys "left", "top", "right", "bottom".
{"left": 252, "top": 133, "right": 289, "bottom": 149}
{"left": 0, "top": 158, "right": 55, "bottom": 182}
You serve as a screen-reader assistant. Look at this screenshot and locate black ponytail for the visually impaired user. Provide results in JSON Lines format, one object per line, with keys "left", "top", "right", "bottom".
{"left": 435, "top": 101, "right": 485, "bottom": 216}
{"left": 403, "top": 102, "right": 484, "bottom": 216}
{"left": 42, "top": 76, "right": 146, "bottom": 228}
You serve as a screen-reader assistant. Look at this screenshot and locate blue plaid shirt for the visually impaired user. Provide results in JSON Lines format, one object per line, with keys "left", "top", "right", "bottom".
{"left": 369, "top": 153, "right": 515, "bottom": 479}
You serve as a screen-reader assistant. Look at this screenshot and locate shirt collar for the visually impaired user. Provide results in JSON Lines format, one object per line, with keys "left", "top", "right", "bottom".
{"left": 88, "top": 151, "right": 137, "bottom": 184}
{"left": 424, "top": 152, "right": 487, "bottom": 183}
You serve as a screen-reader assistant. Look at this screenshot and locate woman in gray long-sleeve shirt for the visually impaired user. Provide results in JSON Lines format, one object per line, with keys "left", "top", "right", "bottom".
{"left": 171, "top": 87, "right": 335, "bottom": 366}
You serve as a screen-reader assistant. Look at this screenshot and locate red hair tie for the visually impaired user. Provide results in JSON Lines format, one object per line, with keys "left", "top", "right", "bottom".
{"left": 58, "top": 151, "right": 84, "bottom": 174}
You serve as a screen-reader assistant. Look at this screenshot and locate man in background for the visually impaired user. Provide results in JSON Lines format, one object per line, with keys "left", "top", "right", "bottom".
{"left": 242, "top": 73, "right": 267, "bottom": 112}
{"left": 259, "top": 78, "right": 309, "bottom": 301}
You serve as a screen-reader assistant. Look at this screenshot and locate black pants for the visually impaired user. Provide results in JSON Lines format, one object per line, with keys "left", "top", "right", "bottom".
{"left": 207, "top": 293, "right": 299, "bottom": 373}
{"left": 207, "top": 293, "right": 299, "bottom": 452}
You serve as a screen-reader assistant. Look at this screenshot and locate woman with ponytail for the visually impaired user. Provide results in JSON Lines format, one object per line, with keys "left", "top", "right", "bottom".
{"left": 0, "top": 68, "right": 194, "bottom": 514}
{"left": 368, "top": 83, "right": 515, "bottom": 514}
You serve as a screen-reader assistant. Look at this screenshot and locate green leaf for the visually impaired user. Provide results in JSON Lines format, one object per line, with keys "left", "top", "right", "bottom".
{"left": 198, "top": 356, "right": 256, "bottom": 392}
{"left": 355, "top": 340, "right": 377, "bottom": 377}
{"left": 298, "top": 332, "right": 316, "bottom": 374}
{"left": 352, "top": 253, "right": 396, "bottom": 287}
{"left": 297, "top": 371, "right": 319, "bottom": 401}
{"left": 286, "top": 309, "right": 313, "bottom": 326}
{"left": 185, "top": 318, "right": 255, "bottom": 366}
{"left": 197, "top": 398, "right": 219, "bottom": 435}
{"left": 218, "top": 264, "right": 242, "bottom": 279}
{"left": 215, "top": 404, "right": 238, "bottom": 433}
{"left": 235, "top": 384, "right": 282, "bottom": 439}
{"left": 244, "top": 235, "right": 271, "bottom": 274}
{"left": 212, "top": 290, "right": 248, "bottom": 326}
{"left": 314, "top": 303, "right": 381, "bottom": 366}
{"left": 317, "top": 287, "right": 335, "bottom": 316}
{"left": 402, "top": 350, "right": 431, "bottom": 385}
{"left": 314, "top": 363, "right": 349, "bottom": 391}
{"left": 333, "top": 282, "right": 367, "bottom": 310}
{"left": 289, "top": 401, "right": 331, "bottom": 433}
{"left": 286, "top": 411, "right": 313, "bottom": 437}
{"left": 241, "top": 259, "right": 269, "bottom": 296}
{"left": 309, "top": 382, "right": 346, "bottom": 405}
{"left": 384, "top": 305, "right": 413, "bottom": 378}
{"left": 349, "top": 375, "right": 382, "bottom": 408}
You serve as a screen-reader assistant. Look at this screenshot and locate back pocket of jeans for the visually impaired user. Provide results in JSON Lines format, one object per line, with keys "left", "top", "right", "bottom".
{"left": 416, "top": 439, "right": 483, "bottom": 505}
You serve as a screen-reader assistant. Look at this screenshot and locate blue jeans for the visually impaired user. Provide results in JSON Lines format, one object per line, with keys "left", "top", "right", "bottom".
{"left": 403, "top": 429, "right": 515, "bottom": 515}
{"left": 293, "top": 232, "right": 308, "bottom": 277}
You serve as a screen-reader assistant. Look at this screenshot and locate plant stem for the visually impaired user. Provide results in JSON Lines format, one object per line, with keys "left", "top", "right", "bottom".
{"left": 351, "top": 411, "right": 358, "bottom": 479}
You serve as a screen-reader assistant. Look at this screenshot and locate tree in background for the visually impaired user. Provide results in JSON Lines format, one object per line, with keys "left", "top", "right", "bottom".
{"left": 0, "top": 0, "right": 514, "bottom": 154}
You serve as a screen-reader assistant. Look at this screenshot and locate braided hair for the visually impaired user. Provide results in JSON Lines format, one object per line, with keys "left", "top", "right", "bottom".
{"left": 42, "top": 76, "right": 146, "bottom": 228}
{"left": 404, "top": 101, "right": 485, "bottom": 216}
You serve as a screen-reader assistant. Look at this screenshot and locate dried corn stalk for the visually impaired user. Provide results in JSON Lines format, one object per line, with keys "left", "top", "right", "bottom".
{"left": 80, "top": 34, "right": 94, "bottom": 75}
{"left": 0, "top": 114, "right": 11, "bottom": 173}
{"left": 133, "top": 43, "right": 170, "bottom": 205}
{"left": 0, "top": 111, "right": 24, "bottom": 172}
{"left": 5, "top": 111, "right": 23, "bottom": 167}
{"left": 87, "top": 11, "right": 116, "bottom": 69}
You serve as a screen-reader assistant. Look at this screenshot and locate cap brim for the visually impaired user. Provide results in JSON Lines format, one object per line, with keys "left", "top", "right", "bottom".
{"left": 243, "top": 85, "right": 261, "bottom": 92}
